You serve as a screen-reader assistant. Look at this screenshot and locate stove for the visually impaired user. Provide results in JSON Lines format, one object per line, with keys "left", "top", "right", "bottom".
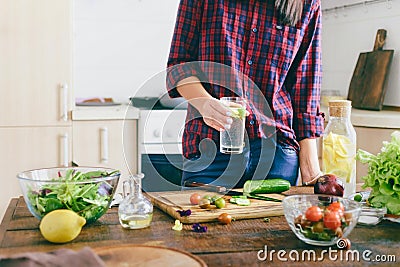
{"left": 131, "top": 97, "right": 187, "bottom": 191}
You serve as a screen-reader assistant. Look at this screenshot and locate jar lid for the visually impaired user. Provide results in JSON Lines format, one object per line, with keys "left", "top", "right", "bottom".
{"left": 328, "top": 99, "right": 352, "bottom": 108}
{"left": 328, "top": 100, "right": 352, "bottom": 117}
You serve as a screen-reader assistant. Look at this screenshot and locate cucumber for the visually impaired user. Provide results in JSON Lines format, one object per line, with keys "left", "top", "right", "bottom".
{"left": 243, "top": 179, "right": 290, "bottom": 194}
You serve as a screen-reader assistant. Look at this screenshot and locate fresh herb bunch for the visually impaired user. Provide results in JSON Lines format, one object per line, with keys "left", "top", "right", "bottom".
{"left": 356, "top": 131, "right": 400, "bottom": 215}
{"left": 28, "top": 169, "right": 119, "bottom": 223}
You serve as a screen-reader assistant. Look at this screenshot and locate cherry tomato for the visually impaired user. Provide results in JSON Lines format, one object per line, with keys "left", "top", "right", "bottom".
{"left": 327, "top": 201, "right": 345, "bottom": 217}
{"left": 218, "top": 213, "right": 232, "bottom": 224}
{"left": 215, "top": 198, "right": 226, "bottom": 209}
{"left": 328, "top": 201, "right": 344, "bottom": 212}
{"left": 323, "top": 210, "right": 341, "bottom": 230}
{"left": 190, "top": 193, "right": 202, "bottom": 205}
{"left": 305, "top": 206, "right": 323, "bottom": 222}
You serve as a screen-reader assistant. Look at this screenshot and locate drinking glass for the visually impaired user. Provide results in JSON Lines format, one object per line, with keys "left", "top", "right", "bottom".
{"left": 220, "top": 97, "right": 246, "bottom": 154}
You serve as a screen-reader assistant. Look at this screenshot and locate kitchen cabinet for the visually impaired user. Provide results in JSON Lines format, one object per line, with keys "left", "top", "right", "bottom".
{"left": 0, "top": 0, "right": 73, "bottom": 126}
{"left": 355, "top": 126, "right": 396, "bottom": 182}
{"left": 0, "top": 0, "right": 73, "bottom": 219}
{"left": 0, "top": 126, "right": 72, "bottom": 222}
{"left": 72, "top": 120, "right": 138, "bottom": 191}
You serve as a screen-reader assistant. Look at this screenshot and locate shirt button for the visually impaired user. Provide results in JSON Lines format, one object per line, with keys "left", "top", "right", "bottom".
{"left": 276, "top": 25, "right": 283, "bottom": 30}
{"left": 246, "top": 91, "right": 250, "bottom": 97}
{"left": 250, "top": 120, "right": 255, "bottom": 125}
{"left": 252, "top": 28, "right": 258, "bottom": 33}
{"left": 247, "top": 60, "right": 253, "bottom": 65}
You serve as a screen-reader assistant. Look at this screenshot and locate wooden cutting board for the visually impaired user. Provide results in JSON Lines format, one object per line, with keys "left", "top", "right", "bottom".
{"left": 347, "top": 29, "right": 394, "bottom": 110}
{"left": 94, "top": 244, "right": 207, "bottom": 267}
{"left": 95, "top": 245, "right": 207, "bottom": 267}
{"left": 147, "top": 190, "right": 285, "bottom": 224}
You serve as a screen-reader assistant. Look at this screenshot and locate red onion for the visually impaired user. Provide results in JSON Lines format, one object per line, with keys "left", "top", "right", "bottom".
{"left": 314, "top": 174, "right": 344, "bottom": 197}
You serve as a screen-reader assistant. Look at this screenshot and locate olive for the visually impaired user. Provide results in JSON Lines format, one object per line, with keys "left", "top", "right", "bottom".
{"left": 210, "top": 195, "right": 219, "bottom": 205}
{"left": 202, "top": 195, "right": 212, "bottom": 201}
{"left": 215, "top": 198, "right": 226, "bottom": 209}
{"left": 311, "top": 221, "right": 324, "bottom": 233}
{"left": 199, "top": 198, "right": 211, "bottom": 209}
{"left": 218, "top": 213, "right": 232, "bottom": 224}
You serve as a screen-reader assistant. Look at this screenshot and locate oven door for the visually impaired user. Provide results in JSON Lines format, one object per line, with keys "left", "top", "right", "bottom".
{"left": 138, "top": 109, "right": 186, "bottom": 192}
{"left": 141, "top": 154, "right": 183, "bottom": 192}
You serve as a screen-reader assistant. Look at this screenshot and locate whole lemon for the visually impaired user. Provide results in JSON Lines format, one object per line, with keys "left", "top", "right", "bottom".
{"left": 39, "top": 209, "right": 86, "bottom": 243}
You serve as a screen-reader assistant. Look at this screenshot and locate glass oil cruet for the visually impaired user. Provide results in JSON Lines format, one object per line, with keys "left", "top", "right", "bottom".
{"left": 118, "top": 173, "right": 153, "bottom": 229}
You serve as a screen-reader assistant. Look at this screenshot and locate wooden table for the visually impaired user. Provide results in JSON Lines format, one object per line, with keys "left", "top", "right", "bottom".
{"left": 0, "top": 187, "right": 399, "bottom": 266}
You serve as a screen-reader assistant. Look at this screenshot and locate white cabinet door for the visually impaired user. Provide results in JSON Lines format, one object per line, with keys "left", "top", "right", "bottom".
{"left": 0, "top": 126, "right": 72, "bottom": 219}
{"left": 72, "top": 120, "right": 138, "bottom": 182}
{"left": 0, "top": 0, "right": 72, "bottom": 126}
{"left": 355, "top": 127, "right": 397, "bottom": 182}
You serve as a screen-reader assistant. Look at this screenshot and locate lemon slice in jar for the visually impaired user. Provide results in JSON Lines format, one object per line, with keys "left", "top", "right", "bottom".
{"left": 323, "top": 132, "right": 354, "bottom": 183}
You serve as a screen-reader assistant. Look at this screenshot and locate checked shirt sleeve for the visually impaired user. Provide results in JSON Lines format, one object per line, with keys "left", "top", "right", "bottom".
{"left": 289, "top": 1, "right": 324, "bottom": 141}
{"left": 166, "top": 0, "right": 203, "bottom": 98}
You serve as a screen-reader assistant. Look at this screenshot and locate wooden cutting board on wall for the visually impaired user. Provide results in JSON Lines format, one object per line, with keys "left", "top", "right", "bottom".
{"left": 347, "top": 29, "right": 394, "bottom": 110}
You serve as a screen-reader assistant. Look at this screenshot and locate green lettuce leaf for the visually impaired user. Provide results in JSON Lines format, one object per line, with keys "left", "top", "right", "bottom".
{"left": 356, "top": 131, "right": 400, "bottom": 215}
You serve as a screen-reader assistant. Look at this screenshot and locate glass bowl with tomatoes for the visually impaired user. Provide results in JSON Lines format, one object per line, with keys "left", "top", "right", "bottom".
{"left": 282, "top": 194, "right": 362, "bottom": 246}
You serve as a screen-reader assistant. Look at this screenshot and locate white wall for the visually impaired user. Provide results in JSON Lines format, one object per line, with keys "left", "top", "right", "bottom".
{"left": 73, "top": 0, "right": 180, "bottom": 103}
{"left": 74, "top": 0, "right": 400, "bottom": 107}
{"left": 321, "top": 0, "right": 400, "bottom": 107}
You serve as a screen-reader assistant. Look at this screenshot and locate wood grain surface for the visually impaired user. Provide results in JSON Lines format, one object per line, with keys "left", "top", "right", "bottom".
{"left": 147, "top": 190, "right": 285, "bottom": 224}
{"left": 348, "top": 29, "right": 394, "bottom": 110}
{"left": 94, "top": 245, "right": 207, "bottom": 267}
{"left": 1, "top": 185, "right": 399, "bottom": 267}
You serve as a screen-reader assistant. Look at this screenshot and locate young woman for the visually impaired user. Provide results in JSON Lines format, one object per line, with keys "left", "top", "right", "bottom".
{"left": 166, "top": 0, "right": 324, "bottom": 189}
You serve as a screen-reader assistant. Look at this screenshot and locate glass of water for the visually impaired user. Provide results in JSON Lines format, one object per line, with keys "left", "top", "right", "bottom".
{"left": 220, "top": 97, "right": 246, "bottom": 154}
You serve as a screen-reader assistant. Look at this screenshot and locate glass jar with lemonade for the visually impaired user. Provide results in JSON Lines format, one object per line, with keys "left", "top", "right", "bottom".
{"left": 323, "top": 100, "right": 357, "bottom": 197}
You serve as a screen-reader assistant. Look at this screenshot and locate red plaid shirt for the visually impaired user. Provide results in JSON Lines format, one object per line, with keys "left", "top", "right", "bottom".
{"left": 167, "top": 0, "right": 324, "bottom": 159}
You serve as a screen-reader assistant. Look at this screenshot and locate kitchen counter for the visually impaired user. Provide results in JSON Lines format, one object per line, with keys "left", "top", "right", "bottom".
{"left": 0, "top": 186, "right": 399, "bottom": 266}
{"left": 72, "top": 104, "right": 140, "bottom": 120}
{"left": 71, "top": 104, "right": 399, "bottom": 129}
{"left": 320, "top": 106, "right": 400, "bottom": 129}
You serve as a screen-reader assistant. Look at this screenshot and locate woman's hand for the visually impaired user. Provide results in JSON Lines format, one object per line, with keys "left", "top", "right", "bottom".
{"left": 189, "top": 97, "right": 233, "bottom": 131}
{"left": 176, "top": 76, "right": 234, "bottom": 131}
{"left": 299, "top": 138, "right": 322, "bottom": 186}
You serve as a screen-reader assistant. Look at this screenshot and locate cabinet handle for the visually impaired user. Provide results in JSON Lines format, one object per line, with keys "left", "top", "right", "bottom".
{"left": 60, "top": 83, "right": 68, "bottom": 121}
{"left": 100, "top": 127, "right": 109, "bottom": 163}
{"left": 60, "top": 133, "right": 69, "bottom": 167}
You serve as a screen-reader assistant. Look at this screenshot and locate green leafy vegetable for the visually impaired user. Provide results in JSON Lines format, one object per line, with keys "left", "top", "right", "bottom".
{"left": 27, "top": 169, "right": 119, "bottom": 223}
{"left": 356, "top": 131, "right": 400, "bottom": 215}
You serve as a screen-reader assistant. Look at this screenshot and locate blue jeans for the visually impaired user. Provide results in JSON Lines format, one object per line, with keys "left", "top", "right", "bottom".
{"left": 182, "top": 138, "right": 299, "bottom": 189}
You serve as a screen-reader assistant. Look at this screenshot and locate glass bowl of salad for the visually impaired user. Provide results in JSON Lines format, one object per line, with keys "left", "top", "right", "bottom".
{"left": 17, "top": 167, "right": 120, "bottom": 224}
{"left": 282, "top": 194, "right": 361, "bottom": 246}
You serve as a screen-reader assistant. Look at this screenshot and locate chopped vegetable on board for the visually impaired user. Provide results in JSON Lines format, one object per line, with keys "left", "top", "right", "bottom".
{"left": 172, "top": 220, "right": 183, "bottom": 231}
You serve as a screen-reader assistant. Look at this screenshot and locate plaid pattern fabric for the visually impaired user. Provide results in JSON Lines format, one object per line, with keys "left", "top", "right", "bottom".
{"left": 167, "top": 0, "right": 324, "bottom": 158}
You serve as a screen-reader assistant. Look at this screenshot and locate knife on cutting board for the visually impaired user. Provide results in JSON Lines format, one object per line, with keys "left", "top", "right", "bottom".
{"left": 183, "top": 181, "right": 282, "bottom": 202}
